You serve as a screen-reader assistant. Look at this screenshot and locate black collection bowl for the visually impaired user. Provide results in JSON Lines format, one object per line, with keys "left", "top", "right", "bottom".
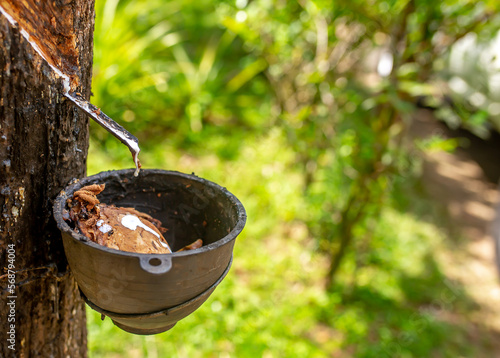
{"left": 53, "top": 169, "right": 246, "bottom": 334}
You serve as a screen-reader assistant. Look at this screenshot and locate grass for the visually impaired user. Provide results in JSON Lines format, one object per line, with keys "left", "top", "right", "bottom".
{"left": 86, "top": 127, "right": 492, "bottom": 357}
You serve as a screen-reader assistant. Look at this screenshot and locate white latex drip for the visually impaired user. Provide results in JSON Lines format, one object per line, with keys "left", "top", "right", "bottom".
{"left": 121, "top": 214, "right": 171, "bottom": 252}
{"left": 0, "top": 6, "right": 16, "bottom": 28}
{"left": 96, "top": 219, "right": 113, "bottom": 234}
{"left": 121, "top": 214, "right": 158, "bottom": 238}
{"left": 131, "top": 143, "right": 141, "bottom": 177}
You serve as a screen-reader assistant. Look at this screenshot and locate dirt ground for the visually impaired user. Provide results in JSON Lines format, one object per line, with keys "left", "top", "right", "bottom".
{"left": 411, "top": 109, "right": 500, "bottom": 355}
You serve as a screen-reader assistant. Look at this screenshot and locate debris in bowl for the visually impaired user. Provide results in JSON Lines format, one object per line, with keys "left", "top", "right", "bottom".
{"left": 63, "top": 184, "right": 202, "bottom": 254}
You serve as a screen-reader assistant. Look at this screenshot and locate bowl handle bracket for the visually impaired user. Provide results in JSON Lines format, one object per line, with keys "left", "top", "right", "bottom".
{"left": 139, "top": 256, "right": 172, "bottom": 274}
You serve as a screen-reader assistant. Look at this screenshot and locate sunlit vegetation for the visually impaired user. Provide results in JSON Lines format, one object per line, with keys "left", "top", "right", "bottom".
{"left": 87, "top": 0, "right": 500, "bottom": 356}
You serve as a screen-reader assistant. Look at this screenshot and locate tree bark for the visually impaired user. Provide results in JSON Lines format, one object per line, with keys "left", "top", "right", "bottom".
{"left": 0, "top": 1, "right": 94, "bottom": 357}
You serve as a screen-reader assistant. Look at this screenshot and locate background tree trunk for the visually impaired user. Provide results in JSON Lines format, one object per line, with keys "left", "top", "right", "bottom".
{"left": 0, "top": 1, "right": 94, "bottom": 356}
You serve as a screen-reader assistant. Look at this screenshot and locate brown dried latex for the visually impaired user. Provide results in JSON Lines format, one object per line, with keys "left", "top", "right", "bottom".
{"left": 65, "top": 184, "right": 202, "bottom": 254}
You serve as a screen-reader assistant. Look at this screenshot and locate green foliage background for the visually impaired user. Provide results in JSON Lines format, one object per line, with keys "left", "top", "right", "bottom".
{"left": 87, "top": 0, "right": 500, "bottom": 356}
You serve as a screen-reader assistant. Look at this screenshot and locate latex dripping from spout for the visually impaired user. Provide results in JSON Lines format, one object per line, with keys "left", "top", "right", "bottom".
{"left": 65, "top": 91, "right": 142, "bottom": 177}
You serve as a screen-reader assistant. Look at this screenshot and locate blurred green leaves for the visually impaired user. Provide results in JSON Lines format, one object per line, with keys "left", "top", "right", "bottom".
{"left": 88, "top": 0, "right": 500, "bottom": 356}
{"left": 92, "top": 0, "right": 273, "bottom": 155}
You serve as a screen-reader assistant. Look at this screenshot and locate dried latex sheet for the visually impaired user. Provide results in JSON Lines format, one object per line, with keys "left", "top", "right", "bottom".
{"left": 64, "top": 184, "right": 202, "bottom": 254}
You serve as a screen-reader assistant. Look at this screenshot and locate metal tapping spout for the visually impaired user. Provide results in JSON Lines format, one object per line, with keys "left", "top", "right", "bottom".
{"left": 65, "top": 92, "right": 142, "bottom": 176}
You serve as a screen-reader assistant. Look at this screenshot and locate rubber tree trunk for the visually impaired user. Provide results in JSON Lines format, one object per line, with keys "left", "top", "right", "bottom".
{"left": 0, "top": 1, "right": 94, "bottom": 357}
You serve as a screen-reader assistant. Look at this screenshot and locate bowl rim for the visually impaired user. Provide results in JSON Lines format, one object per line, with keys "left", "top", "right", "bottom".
{"left": 53, "top": 169, "right": 247, "bottom": 259}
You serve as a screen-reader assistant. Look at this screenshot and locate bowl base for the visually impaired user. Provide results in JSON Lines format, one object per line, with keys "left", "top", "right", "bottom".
{"left": 113, "top": 321, "right": 176, "bottom": 335}
{"left": 81, "top": 257, "right": 233, "bottom": 335}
